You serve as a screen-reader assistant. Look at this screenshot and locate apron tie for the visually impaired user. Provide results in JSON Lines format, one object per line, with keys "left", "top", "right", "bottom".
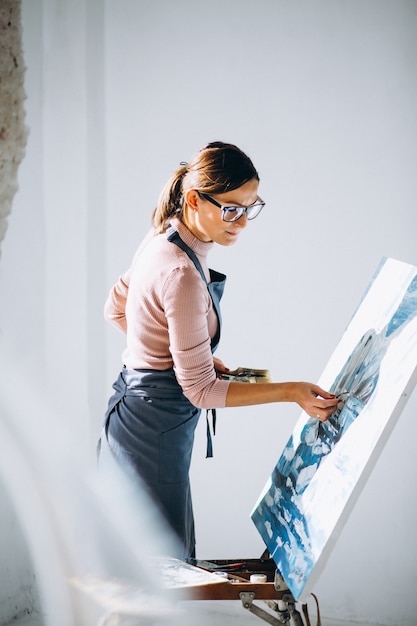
{"left": 205, "top": 408, "right": 217, "bottom": 458}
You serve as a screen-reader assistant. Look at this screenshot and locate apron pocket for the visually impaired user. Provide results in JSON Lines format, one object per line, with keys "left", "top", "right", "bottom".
{"left": 158, "top": 409, "right": 200, "bottom": 484}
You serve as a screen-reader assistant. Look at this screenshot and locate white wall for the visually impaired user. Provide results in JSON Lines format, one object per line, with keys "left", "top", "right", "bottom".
{"left": 1, "top": 0, "right": 416, "bottom": 624}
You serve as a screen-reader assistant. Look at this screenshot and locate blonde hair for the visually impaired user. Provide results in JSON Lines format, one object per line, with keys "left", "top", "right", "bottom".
{"left": 152, "top": 141, "right": 259, "bottom": 233}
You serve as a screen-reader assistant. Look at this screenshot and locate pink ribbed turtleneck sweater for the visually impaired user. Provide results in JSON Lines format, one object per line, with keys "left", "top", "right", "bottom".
{"left": 104, "top": 218, "right": 230, "bottom": 409}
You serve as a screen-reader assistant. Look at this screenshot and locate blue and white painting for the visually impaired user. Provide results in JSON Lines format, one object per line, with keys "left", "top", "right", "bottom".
{"left": 251, "top": 258, "right": 417, "bottom": 602}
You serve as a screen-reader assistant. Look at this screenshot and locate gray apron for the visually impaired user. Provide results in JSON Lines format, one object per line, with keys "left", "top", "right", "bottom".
{"left": 98, "top": 227, "right": 226, "bottom": 561}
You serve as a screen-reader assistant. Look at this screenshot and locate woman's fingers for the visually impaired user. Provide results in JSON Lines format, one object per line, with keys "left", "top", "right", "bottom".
{"left": 312, "top": 407, "right": 335, "bottom": 421}
{"left": 310, "top": 384, "right": 337, "bottom": 400}
{"left": 303, "top": 384, "right": 340, "bottom": 421}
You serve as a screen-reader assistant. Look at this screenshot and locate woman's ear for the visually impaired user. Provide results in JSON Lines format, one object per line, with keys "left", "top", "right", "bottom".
{"left": 184, "top": 189, "right": 199, "bottom": 211}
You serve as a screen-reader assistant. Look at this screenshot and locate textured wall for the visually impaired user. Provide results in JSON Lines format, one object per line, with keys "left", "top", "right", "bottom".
{"left": 0, "top": 2, "right": 36, "bottom": 622}
{"left": 0, "top": 478, "right": 40, "bottom": 624}
{"left": 0, "top": 0, "right": 27, "bottom": 254}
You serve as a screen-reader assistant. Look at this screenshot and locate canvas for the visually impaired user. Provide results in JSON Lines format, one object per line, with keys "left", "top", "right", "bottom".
{"left": 251, "top": 257, "right": 417, "bottom": 602}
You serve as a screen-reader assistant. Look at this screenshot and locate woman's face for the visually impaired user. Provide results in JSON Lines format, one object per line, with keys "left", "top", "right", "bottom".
{"left": 184, "top": 178, "right": 260, "bottom": 246}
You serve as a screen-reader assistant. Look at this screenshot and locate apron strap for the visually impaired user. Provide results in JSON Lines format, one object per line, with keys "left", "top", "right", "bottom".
{"left": 166, "top": 226, "right": 208, "bottom": 284}
{"left": 166, "top": 226, "right": 225, "bottom": 350}
{"left": 167, "top": 226, "right": 224, "bottom": 459}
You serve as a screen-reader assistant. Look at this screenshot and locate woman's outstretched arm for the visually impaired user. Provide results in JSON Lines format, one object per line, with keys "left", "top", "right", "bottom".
{"left": 225, "top": 380, "right": 339, "bottom": 421}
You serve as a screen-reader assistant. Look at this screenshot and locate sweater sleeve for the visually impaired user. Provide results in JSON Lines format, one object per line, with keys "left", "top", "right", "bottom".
{"left": 162, "top": 265, "right": 230, "bottom": 409}
{"left": 104, "top": 270, "right": 131, "bottom": 334}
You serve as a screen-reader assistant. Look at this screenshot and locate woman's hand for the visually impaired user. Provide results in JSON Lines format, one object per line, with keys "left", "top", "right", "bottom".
{"left": 290, "top": 382, "right": 339, "bottom": 421}
{"left": 213, "top": 357, "right": 230, "bottom": 378}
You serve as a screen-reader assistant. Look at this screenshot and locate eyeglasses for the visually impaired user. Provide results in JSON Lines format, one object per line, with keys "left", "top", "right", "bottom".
{"left": 197, "top": 191, "right": 265, "bottom": 223}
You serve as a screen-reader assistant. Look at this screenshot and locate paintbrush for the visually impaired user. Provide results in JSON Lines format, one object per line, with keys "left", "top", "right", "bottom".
{"left": 219, "top": 367, "right": 272, "bottom": 383}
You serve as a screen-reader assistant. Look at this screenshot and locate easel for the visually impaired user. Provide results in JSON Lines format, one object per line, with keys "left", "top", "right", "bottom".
{"left": 162, "top": 554, "right": 321, "bottom": 626}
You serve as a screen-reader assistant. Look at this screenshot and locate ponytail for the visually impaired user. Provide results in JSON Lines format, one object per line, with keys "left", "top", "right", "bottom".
{"left": 152, "top": 164, "right": 188, "bottom": 233}
{"left": 151, "top": 142, "right": 259, "bottom": 232}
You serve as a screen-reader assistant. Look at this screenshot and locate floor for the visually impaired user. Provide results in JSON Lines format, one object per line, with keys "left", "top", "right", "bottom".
{"left": 9, "top": 607, "right": 379, "bottom": 626}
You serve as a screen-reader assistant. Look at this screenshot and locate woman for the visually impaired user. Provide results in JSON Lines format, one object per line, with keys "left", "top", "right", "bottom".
{"left": 99, "top": 141, "right": 338, "bottom": 561}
